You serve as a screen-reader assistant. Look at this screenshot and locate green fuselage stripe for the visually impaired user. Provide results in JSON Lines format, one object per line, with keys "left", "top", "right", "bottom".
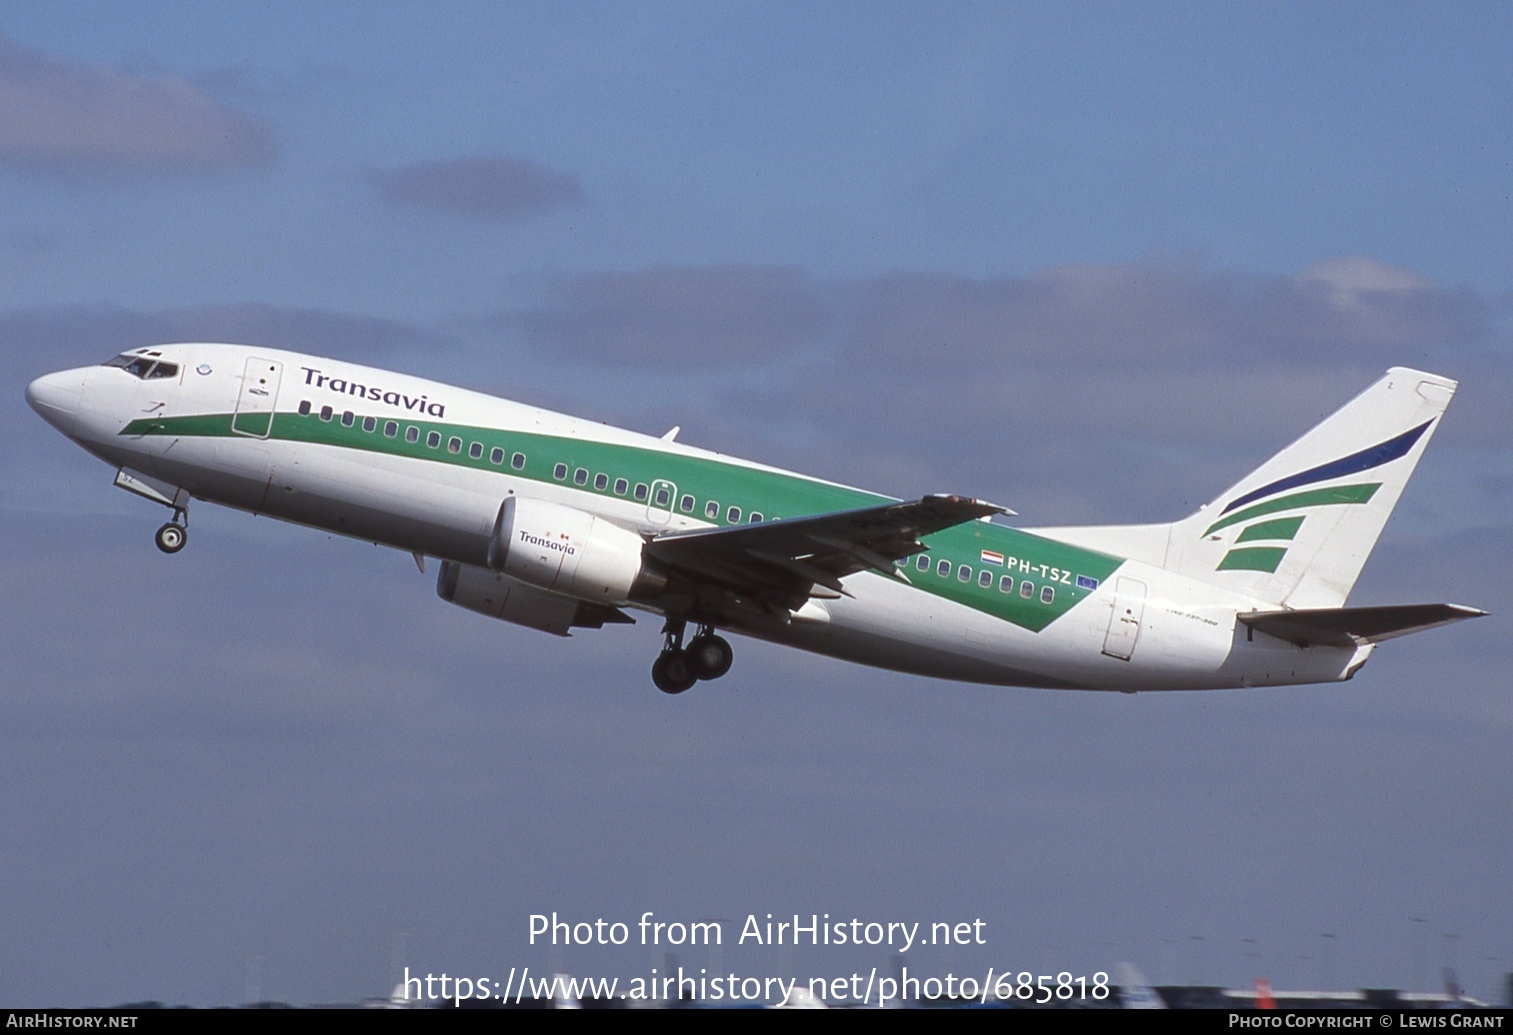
{"left": 122, "top": 408, "right": 1124, "bottom": 632}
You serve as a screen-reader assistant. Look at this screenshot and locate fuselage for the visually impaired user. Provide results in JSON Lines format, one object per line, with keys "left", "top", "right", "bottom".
{"left": 26, "top": 343, "right": 1369, "bottom": 691}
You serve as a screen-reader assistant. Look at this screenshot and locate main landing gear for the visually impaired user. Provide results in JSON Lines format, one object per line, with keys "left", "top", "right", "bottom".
{"left": 651, "top": 619, "right": 734, "bottom": 695}
{"left": 154, "top": 509, "right": 188, "bottom": 554}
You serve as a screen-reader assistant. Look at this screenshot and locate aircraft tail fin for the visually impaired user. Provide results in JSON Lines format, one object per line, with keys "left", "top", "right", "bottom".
{"left": 1028, "top": 368, "right": 1457, "bottom": 609}
{"left": 1115, "top": 963, "right": 1166, "bottom": 1009}
{"left": 1165, "top": 367, "right": 1455, "bottom": 607}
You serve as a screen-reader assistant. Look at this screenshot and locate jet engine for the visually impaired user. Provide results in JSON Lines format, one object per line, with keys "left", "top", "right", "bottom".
{"left": 486, "top": 496, "right": 666, "bottom": 603}
{"left": 436, "top": 561, "right": 584, "bottom": 635}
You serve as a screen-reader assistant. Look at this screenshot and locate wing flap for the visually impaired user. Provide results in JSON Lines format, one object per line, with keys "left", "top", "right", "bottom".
{"left": 1238, "top": 603, "right": 1485, "bottom": 648}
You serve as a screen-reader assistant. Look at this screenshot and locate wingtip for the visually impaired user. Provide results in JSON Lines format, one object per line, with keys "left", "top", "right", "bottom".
{"left": 925, "top": 493, "right": 1014, "bottom": 517}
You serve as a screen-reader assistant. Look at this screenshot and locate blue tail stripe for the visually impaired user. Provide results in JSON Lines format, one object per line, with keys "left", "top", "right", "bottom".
{"left": 1220, "top": 420, "right": 1433, "bottom": 516}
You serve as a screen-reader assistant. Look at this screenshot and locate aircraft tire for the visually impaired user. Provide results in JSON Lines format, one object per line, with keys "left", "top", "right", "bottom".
{"left": 687, "top": 634, "right": 733, "bottom": 681}
{"left": 652, "top": 651, "right": 698, "bottom": 695}
{"left": 155, "top": 522, "right": 187, "bottom": 554}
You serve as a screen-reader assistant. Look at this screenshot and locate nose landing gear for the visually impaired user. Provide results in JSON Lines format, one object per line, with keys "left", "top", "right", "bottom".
{"left": 154, "top": 522, "right": 186, "bottom": 553}
{"left": 154, "top": 509, "right": 188, "bottom": 554}
{"left": 651, "top": 620, "right": 734, "bottom": 694}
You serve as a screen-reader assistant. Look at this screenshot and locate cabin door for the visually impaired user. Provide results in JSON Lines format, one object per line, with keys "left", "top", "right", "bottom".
{"left": 232, "top": 357, "right": 283, "bottom": 438}
{"left": 1101, "top": 577, "right": 1147, "bottom": 661}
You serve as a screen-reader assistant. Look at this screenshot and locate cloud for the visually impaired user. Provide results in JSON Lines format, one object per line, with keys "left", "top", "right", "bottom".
{"left": 367, "top": 155, "right": 584, "bottom": 221}
{"left": 0, "top": 302, "right": 443, "bottom": 372}
{"left": 509, "top": 265, "right": 833, "bottom": 366}
{"left": 812, "top": 261, "right": 1497, "bottom": 518}
{"left": 502, "top": 257, "right": 1489, "bottom": 380}
{"left": 494, "top": 257, "right": 1497, "bottom": 523}
{"left": 0, "top": 36, "right": 275, "bottom": 175}
{"left": 842, "top": 259, "right": 1490, "bottom": 380}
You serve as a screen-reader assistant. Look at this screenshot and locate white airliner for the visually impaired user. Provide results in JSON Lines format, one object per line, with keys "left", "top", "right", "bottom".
{"left": 26, "top": 344, "right": 1483, "bottom": 694}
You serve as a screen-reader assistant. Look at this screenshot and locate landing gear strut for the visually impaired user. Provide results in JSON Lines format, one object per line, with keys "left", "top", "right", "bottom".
{"left": 154, "top": 510, "right": 188, "bottom": 554}
{"left": 651, "top": 620, "right": 734, "bottom": 694}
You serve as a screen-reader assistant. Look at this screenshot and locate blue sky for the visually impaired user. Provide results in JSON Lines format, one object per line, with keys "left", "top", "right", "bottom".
{"left": 3, "top": 3, "right": 1510, "bottom": 1007}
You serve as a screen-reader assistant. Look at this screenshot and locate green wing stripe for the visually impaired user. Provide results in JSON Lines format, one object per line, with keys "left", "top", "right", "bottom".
{"left": 1204, "top": 484, "right": 1379, "bottom": 537}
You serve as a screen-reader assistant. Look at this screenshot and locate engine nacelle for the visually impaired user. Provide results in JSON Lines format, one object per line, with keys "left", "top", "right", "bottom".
{"left": 436, "top": 561, "right": 581, "bottom": 636}
{"left": 486, "top": 496, "right": 663, "bottom": 603}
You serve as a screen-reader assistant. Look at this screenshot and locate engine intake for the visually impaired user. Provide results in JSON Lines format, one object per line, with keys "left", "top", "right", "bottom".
{"left": 487, "top": 496, "right": 665, "bottom": 603}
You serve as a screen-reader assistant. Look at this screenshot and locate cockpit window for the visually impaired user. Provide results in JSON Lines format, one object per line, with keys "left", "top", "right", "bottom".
{"left": 105, "top": 355, "right": 156, "bottom": 378}
{"left": 104, "top": 355, "right": 179, "bottom": 380}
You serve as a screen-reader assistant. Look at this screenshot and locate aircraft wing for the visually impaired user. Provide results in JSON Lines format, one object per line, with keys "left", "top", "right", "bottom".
{"left": 1238, "top": 602, "right": 1485, "bottom": 648}
{"left": 646, "top": 494, "right": 1008, "bottom": 617}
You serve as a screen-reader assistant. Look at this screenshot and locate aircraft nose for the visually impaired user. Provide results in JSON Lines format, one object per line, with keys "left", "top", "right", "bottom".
{"left": 25, "top": 370, "right": 85, "bottom": 422}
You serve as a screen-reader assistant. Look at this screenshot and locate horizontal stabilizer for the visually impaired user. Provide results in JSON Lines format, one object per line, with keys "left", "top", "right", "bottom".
{"left": 1239, "top": 603, "right": 1485, "bottom": 648}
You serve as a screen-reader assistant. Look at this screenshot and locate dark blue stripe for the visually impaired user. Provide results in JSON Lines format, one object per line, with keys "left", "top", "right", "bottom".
{"left": 1220, "top": 420, "right": 1433, "bottom": 516}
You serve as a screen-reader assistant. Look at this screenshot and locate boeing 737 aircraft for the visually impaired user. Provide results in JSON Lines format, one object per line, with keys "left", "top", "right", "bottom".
{"left": 26, "top": 345, "right": 1483, "bottom": 694}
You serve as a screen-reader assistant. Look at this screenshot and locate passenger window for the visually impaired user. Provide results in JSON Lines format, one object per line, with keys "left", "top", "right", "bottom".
{"left": 916, "top": 555, "right": 929, "bottom": 572}
{"left": 727, "top": 506, "right": 741, "bottom": 523}
{"left": 469, "top": 442, "right": 484, "bottom": 460}
{"left": 405, "top": 426, "right": 419, "bottom": 444}
{"left": 596, "top": 474, "right": 610, "bottom": 491}
{"left": 362, "top": 416, "right": 377, "bottom": 433}
{"left": 679, "top": 494, "right": 694, "bottom": 512}
{"left": 937, "top": 559, "right": 951, "bottom": 578}
{"left": 1020, "top": 582, "right": 1034, "bottom": 599}
{"left": 979, "top": 570, "right": 993, "bottom": 588}
{"left": 749, "top": 513, "right": 763, "bottom": 523}
{"left": 957, "top": 565, "right": 971, "bottom": 583}
{"left": 614, "top": 478, "right": 628, "bottom": 495}
{"left": 705, "top": 500, "right": 719, "bottom": 519}
{"left": 574, "top": 468, "right": 588, "bottom": 486}
{"left": 298, "top": 400, "right": 311, "bottom": 416}
{"left": 1041, "top": 586, "right": 1055, "bottom": 604}
{"left": 385, "top": 421, "right": 398, "bottom": 438}
{"left": 447, "top": 437, "right": 461, "bottom": 454}
{"left": 426, "top": 431, "right": 441, "bottom": 448}
{"left": 341, "top": 411, "right": 355, "bottom": 427}
{"left": 999, "top": 575, "right": 1014, "bottom": 593}
{"left": 634, "top": 483, "right": 648, "bottom": 501}
{"left": 512, "top": 453, "right": 526, "bottom": 470}
{"left": 654, "top": 486, "right": 671, "bottom": 507}
{"left": 553, "top": 463, "right": 568, "bottom": 480}
{"left": 319, "top": 405, "right": 333, "bottom": 421}
{"left": 489, "top": 447, "right": 504, "bottom": 464}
